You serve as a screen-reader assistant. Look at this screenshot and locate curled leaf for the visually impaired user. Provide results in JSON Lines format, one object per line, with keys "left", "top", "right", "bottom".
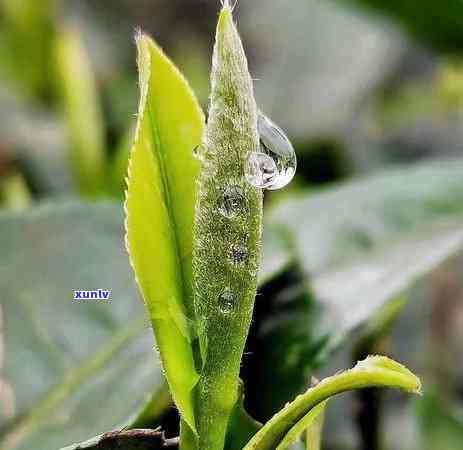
{"left": 243, "top": 356, "right": 421, "bottom": 450}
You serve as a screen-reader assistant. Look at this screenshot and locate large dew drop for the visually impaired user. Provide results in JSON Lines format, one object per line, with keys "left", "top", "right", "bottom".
{"left": 245, "top": 112, "right": 297, "bottom": 190}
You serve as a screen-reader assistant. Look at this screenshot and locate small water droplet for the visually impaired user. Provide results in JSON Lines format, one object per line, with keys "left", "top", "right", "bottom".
{"left": 228, "top": 244, "right": 248, "bottom": 265}
{"left": 245, "top": 112, "right": 297, "bottom": 190}
{"left": 192, "top": 145, "right": 199, "bottom": 158}
{"left": 218, "top": 186, "right": 245, "bottom": 218}
{"left": 217, "top": 289, "right": 235, "bottom": 314}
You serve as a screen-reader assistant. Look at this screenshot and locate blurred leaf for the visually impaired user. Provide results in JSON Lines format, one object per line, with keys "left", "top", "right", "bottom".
{"left": 54, "top": 27, "right": 106, "bottom": 197}
{"left": 240, "top": 0, "right": 403, "bottom": 140}
{"left": 312, "top": 222, "right": 463, "bottom": 348}
{"left": 243, "top": 356, "right": 421, "bottom": 450}
{"left": 416, "top": 391, "right": 463, "bottom": 450}
{"left": 259, "top": 225, "right": 293, "bottom": 284}
{"left": 270, "top": 159, "right": 463, "bottom": 276}
{"left": 0, "top": 203, "right": 166, "bottom": 450}
{"left": 225, "top": 384, "right": 262, "bottom": 450}
{"left": 243, "top": 269, "right": 324, "bottom": 422}
{"left": 172, "top": 36, "right": 210, "bottom": 106}
{"left": 125, "top": 33, "right": 204, "bottom": 433}
{"left": 0, "top": 172, "right": 31, "bottom": 210}
{"left": 246, "top": 159, "right": 463, "bottom": 420}
{"left": 109, "top": 127, "right": 133, "bottom": 198}
{"left": 346, "top": 0, "right": 463, "bottom": 54}
{"left": 59, "top": 429, "right": 168, "bottom": 450}
{"left": 0, "top": 0, "right": 57, "bottom": 100}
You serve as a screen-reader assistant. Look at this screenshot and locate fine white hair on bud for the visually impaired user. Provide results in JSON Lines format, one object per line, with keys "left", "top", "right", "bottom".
{"left": 192, "top": 3, "right": 262, "bottom": 450}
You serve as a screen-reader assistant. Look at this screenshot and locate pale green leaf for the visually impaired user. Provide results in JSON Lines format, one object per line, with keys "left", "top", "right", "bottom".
{"left": 125, "top": 32, "right": 205, "bottom": 433}
{"left": 313, "top": 221, "right": 463, "bottom": 348}
{"left": 248, "top": 159, "right": 463, "bottom": 420}
{"left": 243, "top": 356, "right": 421, "bottom": 450}
{"left": 54, "top": 27, "right": 106, "bottom": 197}
{"left": 269, "top": 158, "right": 463, "bottom": 277}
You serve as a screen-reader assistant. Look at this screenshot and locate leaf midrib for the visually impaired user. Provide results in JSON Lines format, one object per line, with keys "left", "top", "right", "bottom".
{"left": 145, "top": 87, "right": 193, "bottom": 320}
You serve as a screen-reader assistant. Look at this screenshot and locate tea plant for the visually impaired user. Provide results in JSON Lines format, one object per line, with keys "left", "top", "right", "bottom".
{"left": 125, "top": 2, "right": 421, "bottom": 449}
{"left": 3, "top": 1, "right": 463, "bottom": 450}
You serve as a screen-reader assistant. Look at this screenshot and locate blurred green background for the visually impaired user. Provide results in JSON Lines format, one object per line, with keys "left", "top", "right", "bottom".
{"left": 1, "top": 1, "right": 463, "bottom": 450}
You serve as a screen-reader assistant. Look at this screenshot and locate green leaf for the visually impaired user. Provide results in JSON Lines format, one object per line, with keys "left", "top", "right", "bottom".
{"left": 0, "top": 203, "right": 167, "bottom": 450}
{"left": 276, "top": 401, "right": 326, "bottom": 450}
{"left": 125, "top": 32, "right": 205, "bottom": 434}
{"left": 242, "top": 356, "right": 421, "bottom": 450}
{"left": 192, "top": 3, "right": 262, "bottom": 449}
{"left": 54, "top": 27, "right": 107, "bottom": 197}
{"left": 59, "top": 429, "right": 168, "bottom": 450}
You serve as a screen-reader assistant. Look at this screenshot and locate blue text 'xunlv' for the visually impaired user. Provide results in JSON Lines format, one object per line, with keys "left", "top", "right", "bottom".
{"left": 74, "top": 290, "right": 111, "bottom": 301}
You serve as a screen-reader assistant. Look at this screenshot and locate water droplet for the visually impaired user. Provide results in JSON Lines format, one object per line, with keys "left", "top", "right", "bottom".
{"left": 217, "top": 289, "right": 235, "bottom": 314}
{"left": 245, "top": 112, "right": 297, "bottom": 190}
{"left": 245, "top": 152, "right": 278, "bottom": 189}
{"left": 228, "top": 244, "right": 248, "bottom": 265}
{"left": 192, "top": 145, "right": 200, "bottom": 158}
{"left": 218, "top": 186, "right": 245, "bottom": 218}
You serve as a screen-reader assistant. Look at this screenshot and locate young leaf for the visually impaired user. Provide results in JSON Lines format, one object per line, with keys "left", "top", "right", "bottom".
{"left": 192, "top": 3, "right": 262, "bottom": 449}
{"left": 125, "top": 33, "right": 205, "bottom": 433}
{"left": 0, "top": 203, "right": 167, "bottom": 450}
{"left": 54, "top": 27, "right": 106, "bottom": 197}
{"left": 275, "top": 401, "right": 326, "bottom": 450}
{"left": 243, "top": 356, "right": 421, "bottom": 450}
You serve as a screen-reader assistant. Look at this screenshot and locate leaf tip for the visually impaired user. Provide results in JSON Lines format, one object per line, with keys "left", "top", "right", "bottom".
{"left": 356, "top": 355, "right": 422, "bottom": 395}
